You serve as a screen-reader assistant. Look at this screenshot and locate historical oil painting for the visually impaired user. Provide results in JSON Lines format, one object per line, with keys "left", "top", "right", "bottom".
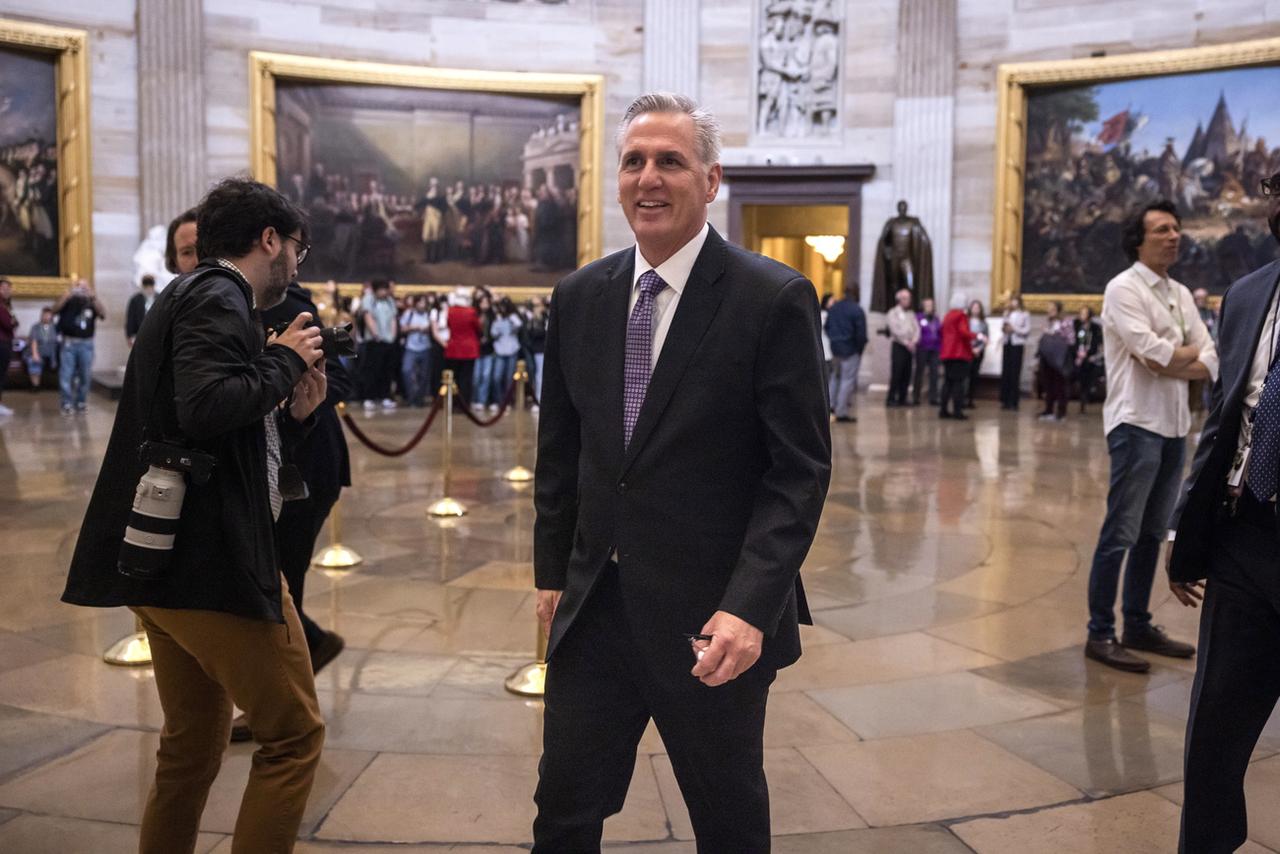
{"left": 1021, "top": 65, "right": 1280, "bottom": 296}
{"left": 0, "top": 43, "right": 59, "bottom": 277}
{"left": 274, "top": 81, "right": 583, "bottom": 288}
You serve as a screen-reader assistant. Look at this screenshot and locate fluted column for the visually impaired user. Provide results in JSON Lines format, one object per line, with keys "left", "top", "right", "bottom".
{"left": 643, "top": 0, "right": 700, "bottom": 96}
{"left": 137, "top": 0, "right": 207, "bottom": 238}
{"left": 893, "top": 0, "right": 957, "bottom": 305}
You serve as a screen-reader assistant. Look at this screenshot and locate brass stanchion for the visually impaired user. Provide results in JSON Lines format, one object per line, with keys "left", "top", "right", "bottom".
{"left": 427, "top": 369, "right": 467, "bottom": 518}
{"left": 313, "top": 402, "right": 364, "bottom": 568}
{"left": 502, "top": 359, "right": 534, "bottom": 483}
{"left": 104, "top": 615, "right": 152, "bottom": 666}
{"left": 505, "top": 622, "right": 547, "bottom": 697}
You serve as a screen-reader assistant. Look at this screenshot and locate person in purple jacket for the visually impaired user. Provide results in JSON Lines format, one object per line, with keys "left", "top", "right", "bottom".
{"left": 912, "top": 297, "right": 941, "bottom": 406}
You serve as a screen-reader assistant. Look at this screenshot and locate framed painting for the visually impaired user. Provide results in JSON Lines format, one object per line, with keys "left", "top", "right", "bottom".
{"left": 249, "top": 51, "right": 604, "bottom": 296}
{"left": 0, "top": 19, "right": 92, "bottom": 298}
{"left": 992, "top": 38, "right": 1280, "bottom": 311}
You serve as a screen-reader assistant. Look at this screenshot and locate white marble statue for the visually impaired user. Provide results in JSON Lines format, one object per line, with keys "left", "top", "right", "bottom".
{"left": 132, "top": 224, "right": 176, "bottom": 291}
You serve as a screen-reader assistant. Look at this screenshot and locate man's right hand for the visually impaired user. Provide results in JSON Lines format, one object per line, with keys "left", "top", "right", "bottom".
{"left": 270, "top": 312, "right": 323, "bottom": 367}
{"left": 536, "top": 589, "right": 563, "bottom": 638}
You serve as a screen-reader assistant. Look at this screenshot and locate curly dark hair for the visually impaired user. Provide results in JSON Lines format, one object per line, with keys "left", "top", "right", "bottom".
{"left": 164, "top": 207, "right": 199, "bottom": 274}
{"left": 1120, "top": 199, "right": 1180, "bottom": 263}
{"left": 195, "top": 178, "right": 308, "bottom": 262}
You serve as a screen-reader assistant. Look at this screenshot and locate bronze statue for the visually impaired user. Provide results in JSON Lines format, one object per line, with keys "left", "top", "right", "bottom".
{"left": 870, "top": 200, "right": 934, "bottom": 311}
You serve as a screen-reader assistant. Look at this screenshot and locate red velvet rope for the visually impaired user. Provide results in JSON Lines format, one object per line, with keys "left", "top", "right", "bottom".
{"left": 339, "top": 396, "right": 444, "bottom": 457}
{"left": 454, "top": 377, "right": 518, "bottom": 428}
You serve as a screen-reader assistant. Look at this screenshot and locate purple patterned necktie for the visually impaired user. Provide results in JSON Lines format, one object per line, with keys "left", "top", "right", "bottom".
{"left": 623, "top": 270, "right": 667, "bottom": 448}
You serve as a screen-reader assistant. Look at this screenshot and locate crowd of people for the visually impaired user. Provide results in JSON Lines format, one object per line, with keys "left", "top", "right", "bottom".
{"left": 311, "top": 279, "right": 549, "bottom": 413}
{"left": 283, "top": 162, "right": 578, "bottom": 280}
{"left": 0, "top": 275, "right": 105, "bottom": 417}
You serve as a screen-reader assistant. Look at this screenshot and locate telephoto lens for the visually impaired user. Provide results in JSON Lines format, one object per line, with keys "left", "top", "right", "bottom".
{"left": 117, "top": 467, "right": 186, "bottom": 580}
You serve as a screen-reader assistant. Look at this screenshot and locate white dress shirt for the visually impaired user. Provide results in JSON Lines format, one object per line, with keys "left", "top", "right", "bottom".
{"left": 887, "top": 305, "right": 919, "bottom": 347}
{"left": 630, "top": 222, "right": 709, "bottom": 370}
{"left": 1101, "top": 261, "right": 1219, "bottom": 439}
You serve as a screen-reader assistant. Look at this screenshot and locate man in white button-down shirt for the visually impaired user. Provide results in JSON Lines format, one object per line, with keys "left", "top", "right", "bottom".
{"left": 1085, "top": 200, "right": 1218, "bottom": 673}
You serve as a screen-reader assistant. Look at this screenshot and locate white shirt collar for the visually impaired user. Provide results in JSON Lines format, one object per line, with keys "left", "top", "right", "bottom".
{"left": 632, "top": 222, "right": 710, "bottom": 296}
{"left": 1133, "top": 261, "right": 1168, "bottom": 288}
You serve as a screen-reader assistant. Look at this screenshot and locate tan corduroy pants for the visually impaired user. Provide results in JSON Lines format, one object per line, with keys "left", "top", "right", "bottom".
{"left": 132, "top": 582, "right": 325, "bottom": 854}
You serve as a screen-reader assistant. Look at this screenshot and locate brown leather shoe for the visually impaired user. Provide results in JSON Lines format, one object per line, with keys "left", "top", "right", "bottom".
{"left": 1121, "top": 624, "right": 1195, "bottom": 659}
{"left": 1085, "top": 638, "right": 1151, "bottom": 673}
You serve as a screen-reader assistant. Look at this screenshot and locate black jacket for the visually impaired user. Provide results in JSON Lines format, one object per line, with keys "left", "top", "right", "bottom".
{"left": 125, "top": 292, "right": 150, "bottom": 340}
{"left": 1170, "top": 259, "right": 1280, "bottom": 582}
{"left": 62, "top": 261, "right": 311, "bottom": 622}
{"left": 259, "top": 283, "right": 352, "bottom": 500}
{"left": 534, "top": 227, "right": 831, "bottom": 675}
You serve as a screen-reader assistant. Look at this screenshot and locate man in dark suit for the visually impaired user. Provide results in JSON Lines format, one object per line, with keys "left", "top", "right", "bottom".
{"left": 1168, "top": 179, "right": 1280, "bottom": 853}
{"left": 531, "top": 93, "right": 832, "bottom": 853}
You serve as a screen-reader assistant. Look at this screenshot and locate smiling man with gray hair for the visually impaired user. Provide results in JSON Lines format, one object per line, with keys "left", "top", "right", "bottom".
{"left": 531, "top": 92, "right": 831, "bottom": 852}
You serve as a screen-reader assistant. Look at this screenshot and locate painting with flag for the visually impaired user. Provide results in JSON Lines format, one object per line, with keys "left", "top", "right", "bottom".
{"left": 1013, "top": 57, "right": 1280, "bottom": 299}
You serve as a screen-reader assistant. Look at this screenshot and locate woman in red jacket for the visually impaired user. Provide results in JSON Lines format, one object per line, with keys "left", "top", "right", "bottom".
{"left": 443, "top": 288, "right": 482, "bottom": 406}
{"left": 939, "top": 293, "right": 976, "bottom": 420}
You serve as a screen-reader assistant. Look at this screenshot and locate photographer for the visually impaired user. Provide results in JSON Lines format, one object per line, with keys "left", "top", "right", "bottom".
{"left": 51, "top": 277, "right": 105, "bottom": 413}
{"left": 61, "top": 178, "right": 327, "bottom": 854}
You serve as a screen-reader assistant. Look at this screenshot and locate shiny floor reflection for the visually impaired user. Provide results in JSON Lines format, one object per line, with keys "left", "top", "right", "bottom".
{"left": 0, "top": 391, "right": 1272, "bottom": 853}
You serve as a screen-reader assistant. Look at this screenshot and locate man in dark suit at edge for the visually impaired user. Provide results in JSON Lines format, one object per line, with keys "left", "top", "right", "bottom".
{"left": 1168, "top": 173, "right": 1280, "bottom": 853}
{"left": 530, "top": 92, "right": 832, "bottom": 852}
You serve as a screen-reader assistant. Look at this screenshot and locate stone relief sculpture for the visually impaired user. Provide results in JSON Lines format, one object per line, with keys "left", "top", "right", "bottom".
{"left": 755, "top": 0, "right": 843, "bottom": 140}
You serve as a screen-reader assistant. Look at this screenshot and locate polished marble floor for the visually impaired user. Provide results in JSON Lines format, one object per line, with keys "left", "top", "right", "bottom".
{"left": 0, "top": 389, "right": 1273, "bottom": 853}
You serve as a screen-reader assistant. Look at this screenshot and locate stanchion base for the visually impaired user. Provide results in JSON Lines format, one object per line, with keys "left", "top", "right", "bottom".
{"left": 427, "top": 497, "right": 468, "bottom": 517}
{"left": 311, "top": 543, "right": 364, "bottom": 569}
{"left": 103, "top": 631, "right": 152, "bottom": 667}
{"left": 504, "top": 660, "right": 546, "bottom": 697}
{"left": 502, "top": 465, "right": 534, "bottom": 483}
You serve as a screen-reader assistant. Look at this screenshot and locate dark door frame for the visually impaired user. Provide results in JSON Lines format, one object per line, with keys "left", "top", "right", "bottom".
{"left": 722, "top": 164, "right": 876, "bottom": 293}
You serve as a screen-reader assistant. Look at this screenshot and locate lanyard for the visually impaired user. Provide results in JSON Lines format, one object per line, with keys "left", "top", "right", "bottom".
{"left": 1149, "top": 278, "right": 1186, "bottom": 344}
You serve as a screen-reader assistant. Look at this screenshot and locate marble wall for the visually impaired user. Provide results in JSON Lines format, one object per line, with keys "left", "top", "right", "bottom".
{"left": 5, "top": 0, "right": 1280, "bottom": 376}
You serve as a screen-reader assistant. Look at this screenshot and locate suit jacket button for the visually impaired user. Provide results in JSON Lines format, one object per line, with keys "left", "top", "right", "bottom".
{"left": 617, "top": 482, "right": 627, "bottom": 494}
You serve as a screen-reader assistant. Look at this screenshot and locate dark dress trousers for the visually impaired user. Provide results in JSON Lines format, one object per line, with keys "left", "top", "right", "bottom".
{"left": 62, "top": 262, "right": 310, "bottom": 623}
{"left": 260, "top": 283, "right": 353, "bottom": 651}
{"left": 1169, "top": 259, "right": 1280, "bottom": 854}
{"left": 532, "top": 226, "right": 832, "bottom": 852}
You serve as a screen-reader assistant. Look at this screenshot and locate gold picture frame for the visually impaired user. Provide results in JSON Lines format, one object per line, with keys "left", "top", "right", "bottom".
{"left": 992, "top": 37, "right": 1280, "bottom": 313}
{"left": 248, "top": 51, "right": 604, "bottom": 296}
{"left": 0, "top": 18, "right": 93, "bottom": 299}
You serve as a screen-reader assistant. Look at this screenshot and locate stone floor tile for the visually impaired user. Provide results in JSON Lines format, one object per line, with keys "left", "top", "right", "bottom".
{"left": 951, "top": 790, "right": 1272, "bottom": 854}
{"left": 935, "top": 549, "right": 1076, "bottom": 606}
{"left": 808, "top": 670, "right": 1061, "bottom": 739}
{"left": 799, "top": 730, "right": 1080, "bottom": 826}
{"left": 1123, "top": 678, "right": 1280, "bottom": 752}
{"left": 975, "top": 704, "right": 1190, "bottom": 798}
{"left": 813, "top": 588, "right": 1005, "bottom": 641}
{"left": 317, "top": 691, "right": 542, "bottom": 755}
{"left": 0, "top": 704, "right": 109, "bottom": 781}
{"left": 972, "top": 646, "right": 1189, "bottom": 709}
{"left": 927, "top": 602, "right": 1091, "bottom": 662}
{"left": 773, "top": 632, "right": 1000, "bottom": 693}
{"left": 312, "top": 649, "right": 459, "bottom": 697}
{"left": 763, "top": 690, "right": 860, "bottom": 748}
{"left": 0, "top": 728, "right": 371, "bottom": 836}
{"left": 0, "top": 813, "right": 223, "bottom": 853}
{"left": 316, "top": 753, "right": 665, "bottom": 844}
{"left": 0, "top": 653, "right": 164, "bottom": 729}
{"left": 0, "top": 631, "right": 67, "bottom": 674}
{"left": 652, "top": 748, "right": 867, "bottom": 839}
{"left": 772, "top": 824, "right": 973, "bottom": 853}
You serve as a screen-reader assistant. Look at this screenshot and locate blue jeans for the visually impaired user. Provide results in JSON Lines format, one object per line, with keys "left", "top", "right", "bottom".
{"left": 532, "top": 352, "right": 545, "bottom": 403}
{"left": 1086, "top": 423, "right": 1186, "bottom": 639}
{"left": 400, "top": 348, "right": 431, "bottom": 406}
{"left": 490, "top": 354, "right": 517, "bottom": 406}
{"left": 59, "top": 338, "right": 94, "bottom": 408}
{"left": 472, "top": 354, "right": 496, "bottom": 406}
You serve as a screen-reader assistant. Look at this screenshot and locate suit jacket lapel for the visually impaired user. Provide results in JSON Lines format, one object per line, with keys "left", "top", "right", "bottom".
{"left": 597, "top": 253, "right": 633, "bottom": 469}
{"left": 621, "top": 228, "right": 729, "bottom": 475}
{"left": 1225, "top": 261, "right": 1280, "bottom": 408}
